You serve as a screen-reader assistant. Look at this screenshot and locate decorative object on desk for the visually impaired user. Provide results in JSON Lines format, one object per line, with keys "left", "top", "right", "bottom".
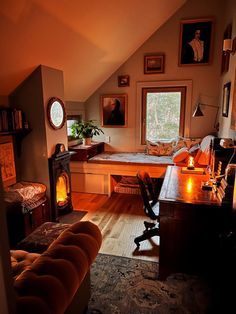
{"left": 118, "top": 75, "right": 130, "bottom": 87}
{"left": 47, "top": 97, "right": 66, "bottom": 130}
{"left": 144, "top": 54, "right": 165, "bottom": 74}
{"left": 225, "top": 164, "right": 236, "bottom": 186}
{"left": 100, "top": 94, "right": 127, "bottom": 127}
{"left": 222, "top": 82, "right": 231, "bottom": 117}
{"left": 178, "top": 18, "right": 214, "bottom": 66}
{"left": 219, "top": 138, "right": 236, "bottom": 170}
{"left": 187, "top": 156, "right": 195, "bottom": 170}
{"left": 70, "top": 120, "right": 104, "bottom": 146}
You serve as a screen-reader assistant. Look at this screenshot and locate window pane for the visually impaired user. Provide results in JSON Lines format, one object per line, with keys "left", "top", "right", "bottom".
{"left": 146, "top": 92, "right": 181, "bottom": 141}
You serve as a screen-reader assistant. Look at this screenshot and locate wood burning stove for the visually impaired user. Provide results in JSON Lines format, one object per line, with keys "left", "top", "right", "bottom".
{"left": 48, "top": 144, "right": 73, "bottom": 221}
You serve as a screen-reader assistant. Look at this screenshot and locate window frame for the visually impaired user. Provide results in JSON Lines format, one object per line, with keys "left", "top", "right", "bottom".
{"left": 141, "top": 86, "right": 186, "bottom": 144}
{"left": 136, "top": 80, "right": 192, "bottom": 150}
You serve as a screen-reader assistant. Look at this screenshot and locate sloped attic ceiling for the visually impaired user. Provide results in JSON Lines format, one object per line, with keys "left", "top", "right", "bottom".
{"left": 0, "top": 0, "right": 186, "bottom": 102}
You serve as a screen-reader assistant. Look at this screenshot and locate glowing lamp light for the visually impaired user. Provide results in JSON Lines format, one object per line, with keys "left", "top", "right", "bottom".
{"left": 187, "top": 156, "right": 195, "bottom": 170}
{"left": 186, "top": 178, "right": 193, "bottom": 193}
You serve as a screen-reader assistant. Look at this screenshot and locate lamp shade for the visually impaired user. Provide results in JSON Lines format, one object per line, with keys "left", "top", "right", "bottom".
{"left": 192, "top": 103, "right": 204, "bottom": 117}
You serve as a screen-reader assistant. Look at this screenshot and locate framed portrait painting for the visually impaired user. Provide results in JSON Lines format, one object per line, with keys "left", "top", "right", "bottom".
{"left": 222, "top": 82, "right": 231, "bottom": 117}
{"left": 179, "top": 18, "right": 214, "bottom": 66}
{"left": 100, "top": 94, "right": 127, "bottom": 127}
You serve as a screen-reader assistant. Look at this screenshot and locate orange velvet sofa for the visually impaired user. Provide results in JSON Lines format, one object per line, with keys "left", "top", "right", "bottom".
{"left": 11, "top": 221, "right": 102, "bottom": 314}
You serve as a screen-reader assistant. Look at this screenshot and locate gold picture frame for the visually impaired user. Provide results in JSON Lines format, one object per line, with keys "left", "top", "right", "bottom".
{"left": 144, "top": 54, "right": 165, "bottom": 74}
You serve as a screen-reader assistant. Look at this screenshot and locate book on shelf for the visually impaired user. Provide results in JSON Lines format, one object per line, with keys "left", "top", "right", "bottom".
{"left": 0, "top": 107, "right": 23, "bottom": 132}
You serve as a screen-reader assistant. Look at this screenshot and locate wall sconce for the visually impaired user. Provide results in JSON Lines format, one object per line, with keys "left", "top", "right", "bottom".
{"left": 223, "top": 37, "right": 236, "bottom": 55}
{"left": 192, "top": 102, "right": 219, "bottom": 129}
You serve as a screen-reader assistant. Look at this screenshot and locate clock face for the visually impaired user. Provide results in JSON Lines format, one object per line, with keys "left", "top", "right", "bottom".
{"left": 47, "top": 97, "right": 66, "bottom": 130}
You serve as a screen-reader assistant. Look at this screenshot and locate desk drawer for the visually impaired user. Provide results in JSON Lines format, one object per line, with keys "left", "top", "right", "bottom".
{"left": 160, "top": 202, "right": 197, "bottom": 220}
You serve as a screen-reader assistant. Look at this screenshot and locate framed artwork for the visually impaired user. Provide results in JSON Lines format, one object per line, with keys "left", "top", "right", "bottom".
{"left": 221, "top": 24, "right": 232, "bottom": 74}
{"left": 0, "top": 141, "right": 16, "bottom": 187}
{"left": 144, "top": 54, "right": 165, "bottom": 74}
{"left": 47, "top": 97, "right": 66, "bottom": 130}
{"left": 100, "top": 94, "right": 127, "bottom": 127}
{"left": 222, "top": 82, "right": 231, "bottom": 117}
{"left": 179, "top": 18, "right": 214, "bottom": 66}
{"left": 118, "top": 75, "right": 130, "bottom": 87}
{"left": 231, "top": 69, "right": 236, "bottom": 130}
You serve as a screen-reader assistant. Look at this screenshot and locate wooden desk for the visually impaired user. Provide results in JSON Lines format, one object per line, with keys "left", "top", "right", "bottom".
{"left": 158, "top": 166, "right": 230, "bottom": 280}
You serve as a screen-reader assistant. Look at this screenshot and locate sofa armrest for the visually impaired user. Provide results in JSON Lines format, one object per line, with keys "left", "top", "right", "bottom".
{"left": 14, "top": 221, "right": 102, "bottom": 314}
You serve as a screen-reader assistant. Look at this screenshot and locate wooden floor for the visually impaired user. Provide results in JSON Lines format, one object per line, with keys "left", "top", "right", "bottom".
{"left": 72, "top": 192, "right": 159, "bottom": 262}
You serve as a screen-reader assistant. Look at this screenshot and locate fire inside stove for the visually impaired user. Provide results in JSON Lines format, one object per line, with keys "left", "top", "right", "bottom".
{"left": 56, "top": 172, "right": 69, "bottom": 207}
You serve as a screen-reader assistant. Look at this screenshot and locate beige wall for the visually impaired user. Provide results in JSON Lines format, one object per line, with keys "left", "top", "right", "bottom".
{"left": 41, "top": 65, "right": 68, "bottom": 156}
{"left": 9, "top": 65, "right": 68, "bottom": 199}
{"left": 218, "top": 0, "right": 236, "bottom": 140}
{"left": 86, "top": 0, "right": 225, "bottom": 152}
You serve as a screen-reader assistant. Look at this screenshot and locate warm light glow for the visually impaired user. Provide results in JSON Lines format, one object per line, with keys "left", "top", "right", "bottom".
{"left": 56, "top": 174, "right": 69, "bottom": 206}
{"left": 186, "top": 178, "right": 193, "bottom": 193}
{"left": 187, "top": 156, "right": 195, "bottom": 170}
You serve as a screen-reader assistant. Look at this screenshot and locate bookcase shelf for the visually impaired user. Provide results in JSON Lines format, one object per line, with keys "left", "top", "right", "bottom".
{"left": 0, "top": 128, "right": 31, "bottom": 137}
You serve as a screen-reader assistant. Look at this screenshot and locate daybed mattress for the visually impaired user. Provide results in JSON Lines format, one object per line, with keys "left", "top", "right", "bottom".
{"left": 88, "top": 152, "right": 173, "bottom": 166}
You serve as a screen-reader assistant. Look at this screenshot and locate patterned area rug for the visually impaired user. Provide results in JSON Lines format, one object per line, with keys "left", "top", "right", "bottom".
{"left": 58, "top": 210, "right": 88, "bottom": 224}
{"left": 86, "top": 254, "right": 214, "bottom": 314}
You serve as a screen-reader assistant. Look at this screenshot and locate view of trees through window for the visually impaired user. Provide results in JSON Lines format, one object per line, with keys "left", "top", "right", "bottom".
{"left": 146, "top": 91, "right": 181, "bottom": 141}
{"left": 141, "top": 86, "right": 186, "bottom": 144}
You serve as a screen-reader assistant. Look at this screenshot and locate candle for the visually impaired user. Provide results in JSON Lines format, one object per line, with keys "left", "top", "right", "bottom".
{"left": 187, "top": 156, "right": 195, "bottom": 170}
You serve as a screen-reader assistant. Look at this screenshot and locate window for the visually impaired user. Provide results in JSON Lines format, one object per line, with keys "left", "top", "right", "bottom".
{"left": 66, "top": 115, "right": 82, "bottom": 146}
{"left": 141, "top": 86, "right": 186, "bottom": 144}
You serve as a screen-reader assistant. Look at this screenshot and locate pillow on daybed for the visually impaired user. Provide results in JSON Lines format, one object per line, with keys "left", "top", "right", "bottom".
{"left": 172, "top": 147, "right": 190, "bottom": 163}
{"left": 146, "top": 139, "right": 176, "bottom": 156}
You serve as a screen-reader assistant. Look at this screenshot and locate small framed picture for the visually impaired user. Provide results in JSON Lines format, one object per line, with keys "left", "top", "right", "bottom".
{"left": 118, "top": 75, "right": 130, "bottom": 87}
{"left": 144, "top": 54, "right": 165, "bottom": 74}
{"left": 222, "top": 82, "right": 231, "bottom": 117}
{"left": 179, "top": 18, "right": 214, "bottom": 66}
{"left": 100, "top": 94, "right": 127, "bottom": 128}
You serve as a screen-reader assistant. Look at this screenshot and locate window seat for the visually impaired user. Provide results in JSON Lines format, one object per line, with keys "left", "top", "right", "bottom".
{"left": 88, "top": 152, "right": 173, "bottom": 166}
{"left": 70, "top": 152, "right": 173, "bottom": 195}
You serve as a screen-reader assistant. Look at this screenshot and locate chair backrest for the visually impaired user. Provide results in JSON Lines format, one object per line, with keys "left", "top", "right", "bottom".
{"left": 136, "top": 171, "right": 158, "bottom": 220}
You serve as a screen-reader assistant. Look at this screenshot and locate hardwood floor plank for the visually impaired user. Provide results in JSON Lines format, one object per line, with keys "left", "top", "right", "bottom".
{"left": 72, "top": 192, "right": 159, "bottom": 262}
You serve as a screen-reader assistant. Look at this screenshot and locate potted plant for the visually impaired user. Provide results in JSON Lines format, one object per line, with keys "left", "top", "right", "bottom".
{"left": 70, "top": 120, "right": 104, "bottom": 145}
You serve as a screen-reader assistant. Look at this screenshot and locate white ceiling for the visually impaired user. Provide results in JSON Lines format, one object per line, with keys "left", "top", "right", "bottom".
{"left": 0, "top": 0, "right": 186, "bottom": 102}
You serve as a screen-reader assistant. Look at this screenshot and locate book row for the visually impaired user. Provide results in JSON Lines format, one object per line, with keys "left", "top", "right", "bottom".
{"left": 0, "top": 108, "right": 23, "bottom": 132}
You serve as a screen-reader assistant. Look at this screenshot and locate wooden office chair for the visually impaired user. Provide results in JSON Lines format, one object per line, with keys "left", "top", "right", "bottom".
{"left": 134, "top": 170, "right": 160, "bottom": 247}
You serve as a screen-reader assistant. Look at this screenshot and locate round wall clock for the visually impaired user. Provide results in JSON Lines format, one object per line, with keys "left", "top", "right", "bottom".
{"left": 47, "top": 97, "right": 66, "bottom": 130}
